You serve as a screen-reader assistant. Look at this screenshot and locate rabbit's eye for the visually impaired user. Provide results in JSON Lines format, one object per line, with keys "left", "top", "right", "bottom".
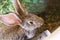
{"left": 30, "top": 22, "right": 33, "bottom": 24}
{"left": 27, "top": 21, "right": 34, "bottom": 25}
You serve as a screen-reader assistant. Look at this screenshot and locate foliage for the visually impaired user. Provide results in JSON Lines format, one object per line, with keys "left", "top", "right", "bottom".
{"left": 0, "top": 0, "right": 15, "bottom": 14}
{"left": 0, "top": 0, "right": 46, "bottom": 14}
{"left": 19, "top": 0, "right": 46, "bottom": 13}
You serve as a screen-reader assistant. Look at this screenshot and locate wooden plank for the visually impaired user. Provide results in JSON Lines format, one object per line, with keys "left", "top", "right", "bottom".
{"left": 45, "top": 26, "right": 60, "bottom": 40}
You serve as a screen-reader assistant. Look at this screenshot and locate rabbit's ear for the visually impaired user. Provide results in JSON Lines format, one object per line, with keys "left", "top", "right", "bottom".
{"left": 11, "top": 0, "right": 28, "bottom": 18}
{"left": 0, "top": 13, "right": 22, "bottom": 26}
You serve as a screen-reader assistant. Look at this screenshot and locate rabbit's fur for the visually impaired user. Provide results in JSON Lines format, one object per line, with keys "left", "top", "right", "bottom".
{"left": 0, "top": 23, "right": 26, "bottom": 40}
{"left": 0, "top": 0, "right": 44, "bottom": 40}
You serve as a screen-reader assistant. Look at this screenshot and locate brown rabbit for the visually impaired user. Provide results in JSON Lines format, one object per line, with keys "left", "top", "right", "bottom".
{"left": 11, "top": 0, "right": 44, "bottom": 39}
{"left": 0, "top": 0, "right": 44, "bottom": 40}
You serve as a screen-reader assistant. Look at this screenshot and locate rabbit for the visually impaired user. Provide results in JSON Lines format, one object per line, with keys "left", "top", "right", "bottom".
{"left": 0, "top": 12, "right": 28, "bottom": 40}
{"left": 11, "top": 0, "right": 44, "bottom": 39}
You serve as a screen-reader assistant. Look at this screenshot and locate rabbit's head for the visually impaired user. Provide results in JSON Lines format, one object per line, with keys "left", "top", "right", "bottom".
{"left": 21, "top": 13, "right": 44, "bottom": 31}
